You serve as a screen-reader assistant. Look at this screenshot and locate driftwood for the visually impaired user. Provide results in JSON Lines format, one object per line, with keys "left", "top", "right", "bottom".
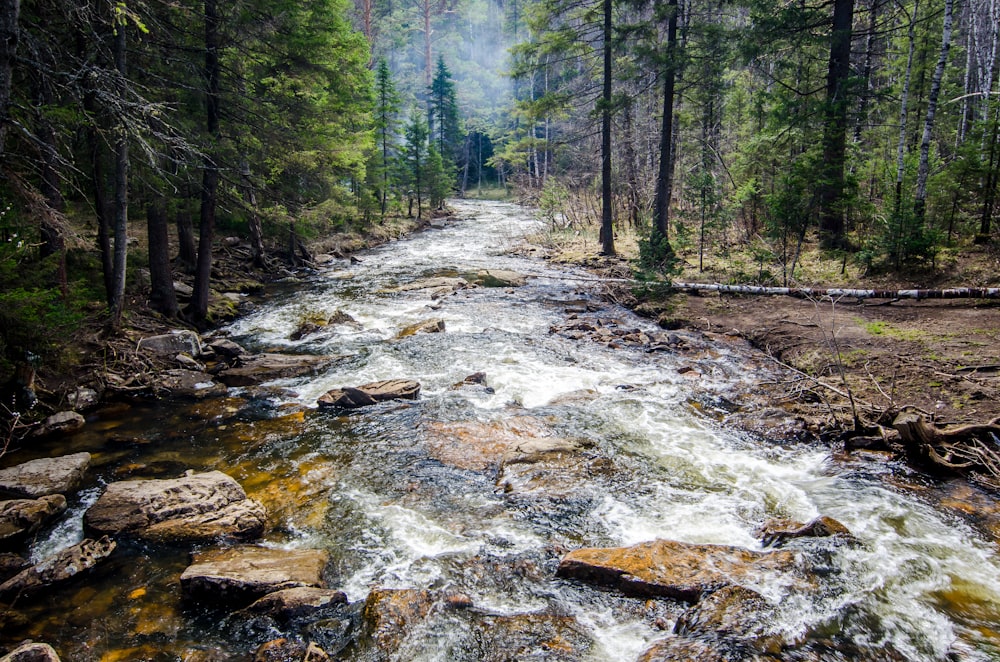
{"left": 669, "top": 283, "right": 1000, "bottom": 300}
{"left": 893, "top": 411, "right": 1000, "bottom": 487}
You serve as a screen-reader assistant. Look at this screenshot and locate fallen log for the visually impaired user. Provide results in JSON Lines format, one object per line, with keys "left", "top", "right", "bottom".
{"left": 668, "top": 283, "right": 1000, "bottom": 300}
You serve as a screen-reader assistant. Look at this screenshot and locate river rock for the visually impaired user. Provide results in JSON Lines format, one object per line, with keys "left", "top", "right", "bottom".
{"left": 137, "top": 330, "right": 203, "bottom": 357}
{"left": 391, "top": 277, "right": 467, "bottom": 298}
{"left": 154, "top": 369, "right": 227, "bottom": 399}
{"left": 254, "top": 639, "right": 328, "bottom": 662}
{"left": 0, "top": 642, "right": 61, "bottom": 662}
{"left": 674, "top": 585, "right": 782, "bottom": 650}
{"left": 360, "top": 588, "right": 433, "bottom": 657}
{"left": 317, "top": 380, "right": 420, "bottom": 409}
{"left": 555, "top": 539, "right": 798, "bottom": 602}
{"left": 208, "top": 338, "right": 248, "bottom": 360}
{"left": 0, "top": 495, "right": 67, "bottom": 545}
{"left": 0, "top": 553, "right": 29, "bottom": 583}
{"left": 67, "top": 386, "right": 101, "bottom": 411}
{"left": 471, "top": 613, "right": 594, "bottom": 661}
{"left": 83, "top": 470, "right": 266, "bottom": 543}
{"left": 30, "top": 411, "right": 85, "bottom": 438}
{"left": 637, "top": 637, "right": 731, "bottom": 662}
{"left": 180, "top": 546, "right": 329, "bottom": 607}
{"left": 0, "top": 536, "right": 116, "bottom": 600}
{"left": 472, "top": 269, "right": 528, "bottom": 287}
{"left": 218, "top": 353, "right": 341, "bottom": 387}
{"left": 757, "top": 515, "right": 852, "bottom": 547}
{"left": 396, "top": 318, "right": 445, "bottom": 338}
{"left": 0, "top": 452, "right": 90, "bottom": 499}
{"left": 244, "top": 587, "right": 348, "bottom": 622}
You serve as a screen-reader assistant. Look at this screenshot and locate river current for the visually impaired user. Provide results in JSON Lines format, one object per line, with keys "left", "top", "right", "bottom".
{"left": 6, "top": 199, "right": 1000, "bottom": 660}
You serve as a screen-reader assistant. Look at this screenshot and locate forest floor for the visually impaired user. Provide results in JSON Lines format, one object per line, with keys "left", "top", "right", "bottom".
{"left": 528, "top": 225, "right": 1000, "bottom": 431}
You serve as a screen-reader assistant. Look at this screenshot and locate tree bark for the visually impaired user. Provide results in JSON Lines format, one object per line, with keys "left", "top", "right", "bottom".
{"left": 240, "top": 160, "right": 266, "bottom": 268}
{"left": 108, "top": 14, "right": 129, "bottom": 328}
{"left": 0, "top": 0, "right": 18, "bottom": 158}
{"left": 913, "top": 0, "right": 954, "bottom": 226}
{"left": 817, "top": 0, "right": 855, "bottom": 249}
{"left": 191, "top": 0, "right": 221, "bottom": 326}
{"left": 146, "top": 201, "right": 178, "bottom": 318}
{"left": 599, "top": 0, "right": 615, "bottom": 256}
{"left": 652, "top": 0, "right": 679, "bottom": 257}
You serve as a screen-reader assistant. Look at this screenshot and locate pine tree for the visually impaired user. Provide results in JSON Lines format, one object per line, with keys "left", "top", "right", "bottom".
{"left": 429, "top": 55, "right": 462, "bottom": 180}
{"left": 404, "top": 108, "right": 430, "bottom": 219}
{"left": 375, "top": 57, "right": 401, "bottom": 217}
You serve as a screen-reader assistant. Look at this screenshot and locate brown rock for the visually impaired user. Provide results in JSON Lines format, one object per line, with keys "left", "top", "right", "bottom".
{"left": 556, "top": 539, "right": 798, "bottom": 602}
{"left": 471, "top": 613, "right": 593, "bottom": 661}
{"left": 31, "top": 411, "right": 85, "bottom": 438}
{"left": 397, "top": 319, "right": 445, "bottom": 338}
{"left": 317, "top": 380, "right": 420, "bottom": 409}
{"left": 757, "top": 515, "right": 852, "bottom": 547}
{"left": 674, "top": 585, "right": 782, "bottom": 650}
{"left": 361, "top": 588, "right": 433, "bottom": 656}
{"left": 0, "top": 495, "right": 68, "bottom": 545}
{"left": 83, "top": 470, "right": 266, "bottom": 543}
{"left": 638, "top": 637, "right": 732, "bottom": 662}
{"left": 0, "top": 453, "right": 90, "bottom": 499}
{"left": 0, "top": 553, "right": 29, "bottom": 583}
{"left": 154, "top": 369, "right": 227, "bottom": 399}
{"left": 180, "top": 546, "right": 329, "bottom": 607}
{"left": 472, "top": 269, "right": 528, "bottom": 287}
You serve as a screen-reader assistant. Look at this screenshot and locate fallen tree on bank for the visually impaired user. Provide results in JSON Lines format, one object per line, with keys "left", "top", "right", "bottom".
{"left": 893, "top": 411, "right": 1000, "bottom": 489}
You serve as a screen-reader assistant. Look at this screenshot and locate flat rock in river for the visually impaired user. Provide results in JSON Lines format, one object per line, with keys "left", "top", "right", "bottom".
{"left": 83, "top": 470, "right": 266, "bottom": 543}
{"left": 0, "top": 452, "right": 90, "bottom": 499}
{"left": 556, "top": 539, "right": 798, "bottom": 602}
{"left": 471, "top": 269, "right": 528, "bottom": 287}
{"left": 154, "top": 369, "right": 227, "bottom": 399}
{"left": 0, "top": 642, "right": 62, "bottom": 662}
{"left": 0, "top": 536, "right": 116, "bottom": 600}
{"left": 180, "top": 545, "right": 329, "bottom": 607}
{"left": 218, "top": 353, "right": 341, "bottom": 387}
{"left": 317, "top": 379, "right": 420, "bottom": 408}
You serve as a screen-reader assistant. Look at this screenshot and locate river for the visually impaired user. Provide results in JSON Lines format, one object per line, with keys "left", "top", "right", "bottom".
{"left": 5, "top": 199, "right": 1000, "bottom": 660}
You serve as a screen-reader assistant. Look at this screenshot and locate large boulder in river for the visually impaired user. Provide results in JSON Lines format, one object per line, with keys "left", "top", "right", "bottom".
{"left": 471, "top": 269, "right": 528, "bottom": 287}
{"left": 0, "top": 452, "right": 90, "bottom": 499}
{"left": 0, "top": 536, "right": 116, "bottom": 600}
{"left": 30, "top": 411, "right": 85, "bottom": 438}
{"left": 83, "top": 470, "right": 266, "bottom": 543}
{"left": 317, "top": 380, "right": 420, "bottom": 409}
{"left": 180, "top": 545, "right": 329, "bottom": 607}
{"left": 218, "top": 353, "right": 342, "bottom": 387}
{"left": 396, "top": 319, "right": 445, "bottom": 338}
{"left": 0, "top": 495, "right": 67, "bottom": 546}
{"left": 243, "top": 586, "right": 348, "bottom": 622}
{"left": 555, "top": 539, "right": 798, "bottom": 602}
{"left": 0, "top": 642, "right": 61, "bottom": 662}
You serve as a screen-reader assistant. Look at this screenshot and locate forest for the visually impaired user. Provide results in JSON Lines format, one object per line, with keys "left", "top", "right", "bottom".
{"left": 1, "top": 0, "right": 999, "bottom": 385}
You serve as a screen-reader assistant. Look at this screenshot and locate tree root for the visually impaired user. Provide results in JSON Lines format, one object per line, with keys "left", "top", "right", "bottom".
{"left": 892, "top": 411, "right": 1000, "bottom": 489}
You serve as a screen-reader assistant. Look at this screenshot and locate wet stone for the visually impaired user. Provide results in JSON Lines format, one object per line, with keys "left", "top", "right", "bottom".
{"left": 137, "top": 330, "right": 203, "bottom": 357}
{"left": 556, "top": 539, "right": 799, "bottom": 602}
{"left": 317, "top": 379, "right": 420, "bottom": 409}
{"left": 83, "top": 470, "right": 266, "bottom": 543}
{"left": 180, "top": 546, "right": 329, "bottom": 608}
{"left": 154, "top": 369, "right": 227, "bottom": 400}
{"left": 637, "top": 637, "right": 733, "bottom": 662}
{"left": 397, "top": 318, "right": 445, "bottom": 338}
{"left": 0, "top": 452, "right": 90, "bottom": 499}
{"left": 757, "top": 515, "right": 853, "bottom": 548}
{"left": 674, "top": 585, "right": 783, "bottom": 651}
{"left": 0, "top": 642, "right": 61, "bottom": 662}
{"left": 359, "top": 588, "right": 433, "bottom": 658}
{"left": 31, "top": 411, "right": 85, "bottom": 438}
{"left": 219, "top": 354, "right": 342, "bottom": 387}
{"left": 0, "top": 495, "right": 68, "bottom": 546}
{"left": 243, "top": 587, "right": 348, "bottom": 622}
{"left": 0, "top": 536, "right": 116, "bottom": 600}
{"left": 470, "top": 613, "right": 594, "bottom": 661}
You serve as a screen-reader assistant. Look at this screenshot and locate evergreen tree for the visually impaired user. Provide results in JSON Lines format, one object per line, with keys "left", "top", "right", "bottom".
{"left": 429, "top": 55, "right": 463, "bottom": 181}
{"left": 404, "top": 108, "right": 430, "bottom": 219}
{"left": 374, "top": 57, "right": 401, "bottom": 217}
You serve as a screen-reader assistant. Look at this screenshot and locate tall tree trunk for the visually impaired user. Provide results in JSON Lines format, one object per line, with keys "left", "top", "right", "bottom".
{"left": 108, "top": 15, "right": 129, "bottom": 328}
{"left": 894, "top": 0, "right": 918, "bottom": 268}
{"left": 191, "top": 0, "right": 221, "bottom": 325}
{"left": 979, "top": 101, "right": 999, "bottom": 239}
{"left": 652, "top": 0, "right": 679, "bottom": 260}
{"left": 176, "top": 206, "right": 197, "bottom": 273}
{"left": 854, "top": 0, "right": 880, "bottom": 144}
{"left": 599, "top": 0, "right": 615, "bottom": 256}
{"left": 817, "top": 0, "right": 855, "bottom": 249}
{"left": 914, "top": 0, "right": 954, "bottom": 226}
{"left": 240, "top": 160, "right": 265, "bottom": 268}
{"left": 0, "top": 0, "right": 18, "bottom": 158}
{"left": 146, "top": 201, "right": 178, "bottom": 317}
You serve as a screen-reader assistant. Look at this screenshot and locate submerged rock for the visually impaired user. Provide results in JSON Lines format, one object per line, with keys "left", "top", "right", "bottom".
{"left": 30, "top": 411, "right": 85, "bottom": 438}
{"left": 396, "top": 319, "right": 445, "bottom": 338}
{"left": 0, "top": 495, "right": 67, "bottom": 546}
{"left": 674, "top": 585, "right": 783, "bottom": 651}
{"left": 757, "top": 515, "right": 853, "bottom": 547}
{"left": 254, "top": 639, "right": 329, "bottom": 662}
{"left": 317, "top": 380, "right": 420, "bottom": 409}
{"left": 218, "top": 353, "right": 342, "bottom": 387}
{"left": 0, "top": 452, "right": 90, "bottom": 499}
{"left": 83, "top": 470, "right": 266, "bottom": 543}
{"left": 243, "top": 587, "right": 348, "bottom": 622}
{"left": 470, "top": 613, "right": 594, "bottom": 661}
{"left": 0, "top": 642, "right": 61, "bottom": 662}
{"left": 154, "top": 369, "right": 227, "bottom": 400}
{"left": 637, "top": 637, "right": 732, "bottom": 662}
{"left": 359, "top": 588, "right": 434, "bottom": 657}
{"left": 0, "top": 536, "right": 116, "bottom": 600}
{"left": 556, "top": 539, "right": 798, "bottom": 602}
{"left": 180, "top": 546, "right": 329, "bottom": 607}
{"left": 471, "top": 269, "right": 528, "bottom": 287}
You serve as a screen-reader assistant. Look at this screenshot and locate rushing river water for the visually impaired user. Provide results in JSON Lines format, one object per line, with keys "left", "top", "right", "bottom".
{"left": 5, "top": 200, "right": 1000, "bottom": 660}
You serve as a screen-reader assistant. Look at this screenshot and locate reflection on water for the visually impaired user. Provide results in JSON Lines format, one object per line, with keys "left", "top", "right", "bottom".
{"left": 2, "top": 200, "right": 999, "bottom": 660}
